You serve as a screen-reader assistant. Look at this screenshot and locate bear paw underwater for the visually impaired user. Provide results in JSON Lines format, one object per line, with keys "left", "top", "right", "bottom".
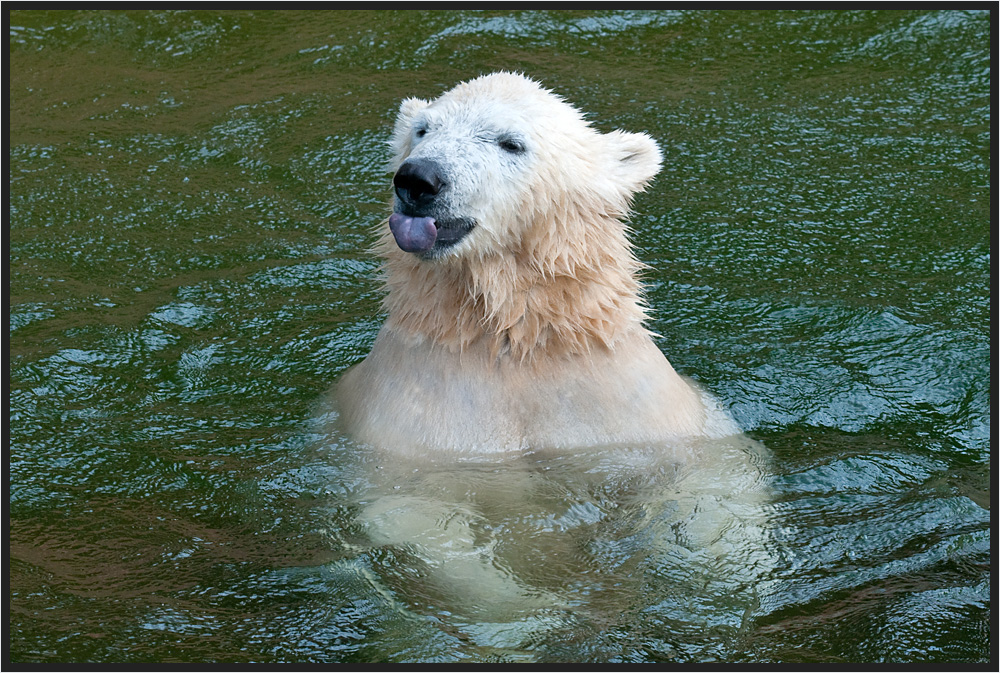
{"left": 337, "top": 71, "right": 737, "bottom": 455}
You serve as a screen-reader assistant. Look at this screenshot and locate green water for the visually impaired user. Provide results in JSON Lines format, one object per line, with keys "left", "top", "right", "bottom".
{"left": 9, "top": 9, "right": 991, "bottom": 664}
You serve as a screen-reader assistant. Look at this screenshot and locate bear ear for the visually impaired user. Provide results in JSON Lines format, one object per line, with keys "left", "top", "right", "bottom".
{"left": 604, "top": 130, "right": 663, "bottom": 194}
{"left": 396, "top": 97, "right": 430, "bottom": 130}
{"left": 389, "top": 97, "right": 431, "bottom": 168}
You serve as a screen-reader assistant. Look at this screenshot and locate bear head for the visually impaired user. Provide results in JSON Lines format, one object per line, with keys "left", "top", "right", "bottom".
{"left": 385, "top": 71, "right": 663, "bottom": 262}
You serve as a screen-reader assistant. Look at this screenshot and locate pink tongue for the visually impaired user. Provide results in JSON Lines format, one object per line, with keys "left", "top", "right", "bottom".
{"left": 389, "top": 213, "right": 437, "bottom": 253}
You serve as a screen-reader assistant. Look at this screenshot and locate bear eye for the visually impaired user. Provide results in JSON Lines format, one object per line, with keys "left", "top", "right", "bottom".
{"left": 415, "top": 127, "right": 428, "bottom": 138}
{"left": 497, "top": 135, "right": 526, "bottom": 155}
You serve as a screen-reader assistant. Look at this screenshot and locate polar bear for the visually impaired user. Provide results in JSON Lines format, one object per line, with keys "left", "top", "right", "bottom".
{"left": 337, "top": 71, "right": 737, "bottom": 454}
{"left": 327, "top": 74, "right": 773, "bottom": 656}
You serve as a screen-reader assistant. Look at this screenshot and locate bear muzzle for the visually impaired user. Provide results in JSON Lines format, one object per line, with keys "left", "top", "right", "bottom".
{"left": 390, "top": 158, "right": 476, "bottom": 256}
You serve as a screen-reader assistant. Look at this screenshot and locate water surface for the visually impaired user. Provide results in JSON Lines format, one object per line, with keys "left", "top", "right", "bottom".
{"left": 9, "top": 9, "right": 990, "bottom": 664}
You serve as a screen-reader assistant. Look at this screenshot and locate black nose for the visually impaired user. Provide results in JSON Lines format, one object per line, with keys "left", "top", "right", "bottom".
{"left": 394, "top": 159, "right": 444, "bottom": 207}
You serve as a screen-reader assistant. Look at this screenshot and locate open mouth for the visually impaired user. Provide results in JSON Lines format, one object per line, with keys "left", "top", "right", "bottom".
{"left": 388, "top": 212, "right": 476, "bottom": 256}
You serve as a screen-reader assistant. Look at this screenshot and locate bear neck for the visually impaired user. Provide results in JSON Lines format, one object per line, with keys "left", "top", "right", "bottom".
{"left": 378, "top": 213, "right": 651, "bottom": 363}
